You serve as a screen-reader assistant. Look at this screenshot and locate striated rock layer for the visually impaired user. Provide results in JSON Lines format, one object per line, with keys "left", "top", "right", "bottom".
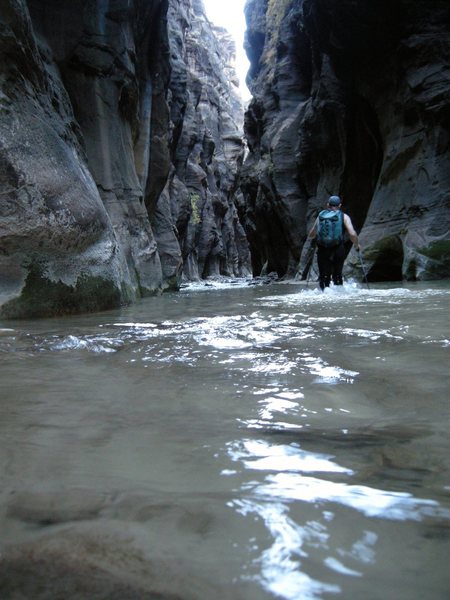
{"left": 0, "top": 0, "right": 249, "bottom": 318}
{"left": 241, "top": 0, "right": 450, "bottom": 281}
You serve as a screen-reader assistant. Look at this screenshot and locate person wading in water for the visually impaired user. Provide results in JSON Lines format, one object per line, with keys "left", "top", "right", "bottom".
{"left": 308, "top": 195, "right": 360, "bottom": 291}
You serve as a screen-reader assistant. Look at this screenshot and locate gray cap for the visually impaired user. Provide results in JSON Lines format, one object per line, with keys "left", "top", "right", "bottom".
{"left": 328, "top": 195, "right": 341, "bottom": 206}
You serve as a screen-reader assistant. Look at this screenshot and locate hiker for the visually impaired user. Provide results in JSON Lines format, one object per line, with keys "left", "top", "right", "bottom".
{"left": 308, "top": 195, "right": 359, "bottom": 290}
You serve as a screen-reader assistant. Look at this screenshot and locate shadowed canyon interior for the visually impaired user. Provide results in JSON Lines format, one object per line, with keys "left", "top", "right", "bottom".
{"left": 0, "top": 0, "right": 449, "bottom": 318}
{"left": 0, "top": 2, "right": 449, "bottom": 599}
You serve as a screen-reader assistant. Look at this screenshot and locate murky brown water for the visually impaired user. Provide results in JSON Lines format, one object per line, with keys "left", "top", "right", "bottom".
{"left": 0, "top": 280, "right": 449, "bottom": 599}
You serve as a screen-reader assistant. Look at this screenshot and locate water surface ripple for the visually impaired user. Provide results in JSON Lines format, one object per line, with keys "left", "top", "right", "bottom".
{"left": 0, "top": 281, "right": 449, "bottom": 599}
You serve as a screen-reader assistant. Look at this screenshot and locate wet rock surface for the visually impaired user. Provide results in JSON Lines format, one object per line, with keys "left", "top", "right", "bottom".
{"left": 241, "top": 0, "right": 450, "bottom": 281}
{"left": 0, "top": 0, "right": 249, "bottom": 318}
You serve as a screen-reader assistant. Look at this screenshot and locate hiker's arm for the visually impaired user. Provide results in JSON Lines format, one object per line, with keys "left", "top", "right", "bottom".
{"left": 343, "top": 214, "right": 359, "bottom": 248}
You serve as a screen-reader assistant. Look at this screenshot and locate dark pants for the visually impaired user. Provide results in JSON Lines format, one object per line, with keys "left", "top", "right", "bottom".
{"left": 317, "top": 244, "right": 346, "bottom": 290}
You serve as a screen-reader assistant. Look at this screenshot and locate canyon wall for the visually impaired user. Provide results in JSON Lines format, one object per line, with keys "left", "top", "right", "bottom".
{"left": 157, "top": 0, "right": 250, "bottom": 283}
{"left": 241, "top": 0, "right": 450, "bottom": 281}
{"left": 2, "top": 0, "right": 449, "bottom": 320}
{"left": 0, "top": 0, "right": 249, "bottom": 318}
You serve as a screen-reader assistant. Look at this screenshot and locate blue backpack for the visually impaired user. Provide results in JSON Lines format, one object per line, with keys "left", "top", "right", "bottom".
{"left": 317, "top": 210, "right": 343, "bottom": 247}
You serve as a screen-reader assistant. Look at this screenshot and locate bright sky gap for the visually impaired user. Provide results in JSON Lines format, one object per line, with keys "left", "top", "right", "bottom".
{"left": 202, "top": 0, "right": 251, "bottom": 101}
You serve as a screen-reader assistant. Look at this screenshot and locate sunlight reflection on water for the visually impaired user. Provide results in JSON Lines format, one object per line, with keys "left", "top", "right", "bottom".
{"left": 228, "top": 432, "right": 446, "bottom": 600}
{"left": 232, "top": 498, "right": 341, "bottom": 599}
{"left": 228, "top": 439, "right": 353, "bottom": 474}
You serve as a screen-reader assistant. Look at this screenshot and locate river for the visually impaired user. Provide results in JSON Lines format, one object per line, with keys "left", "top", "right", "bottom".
{"left": 0, "top": 280, "right": 449, "bottom": 600}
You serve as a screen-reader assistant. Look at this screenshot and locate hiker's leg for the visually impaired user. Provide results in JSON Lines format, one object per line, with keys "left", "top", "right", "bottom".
{"left": 332, "top": 244, "right": 346, "bottom": 285}
{"left": 317, "top": 247, "right": 325, "bottom": 289}
{"left": 317, "top": 247, "right": 332, "bottom": 290}
{"left": 320, "top": 275, "right": 331, "bottom": 290}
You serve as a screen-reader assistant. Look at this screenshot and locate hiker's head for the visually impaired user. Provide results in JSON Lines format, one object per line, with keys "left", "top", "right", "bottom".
{"left": 328, "top": 195, "right": 341, "bottom": 209}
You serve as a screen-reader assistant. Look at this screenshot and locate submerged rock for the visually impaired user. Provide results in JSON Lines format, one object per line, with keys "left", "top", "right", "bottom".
{"left": 241, "top": 0, "right": 450, "bottom": 281}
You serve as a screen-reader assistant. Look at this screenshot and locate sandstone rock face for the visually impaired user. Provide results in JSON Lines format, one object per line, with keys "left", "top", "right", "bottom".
{"left": 0, "top": 0, "right": 165, "bottom": 318}
{"left": 0, "top": 0, "right": 249, "bottom": 318}
{"left": 241, "top": 0, "right": 450, "bottom": 281}
{"left": 159, "top": 0, "right": 251, "bottom": 283}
